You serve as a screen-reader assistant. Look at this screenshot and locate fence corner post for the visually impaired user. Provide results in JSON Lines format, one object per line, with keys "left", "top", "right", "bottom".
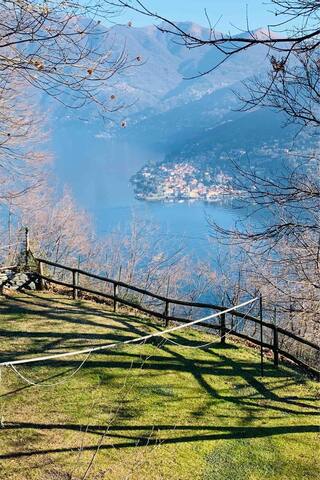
{"left": 164, "top": 300, "right": 170, "bottom": 327}
{"left": 113, "top": 282, "right": 118, "bottom": 312}
{"left": 220, "top": 312, "right": 226, "bottom": 345}
{"left": 72, "top": 269, "right": 78, "bottom": 300}
{"left": 38, "top": 260, "right": 44, "bottom": 291}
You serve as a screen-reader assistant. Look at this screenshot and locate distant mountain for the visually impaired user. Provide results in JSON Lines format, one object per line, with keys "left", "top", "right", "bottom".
{"left": 49, "top": 20, "right": 279, "bottom": 130}
{"left": 96, "top": 22, "right": 295, "bottom": 155}
{"left": 118, "top": 82, "right": 244, "bottom": 150}
{"left": 49, "top": 20, "right": 311, "bottom": 192}
{"left": 163, "top": 108, "right": 306, "bottom": 175}
{"left": 96, "top": 22, "right": 272, "bottom": 119}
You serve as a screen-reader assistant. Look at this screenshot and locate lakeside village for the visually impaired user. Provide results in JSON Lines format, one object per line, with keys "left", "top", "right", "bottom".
{"left": 131, "top": 162, "right": 241, "bottom": 202}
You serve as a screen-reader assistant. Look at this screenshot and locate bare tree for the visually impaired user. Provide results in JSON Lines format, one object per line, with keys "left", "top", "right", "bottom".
{"left": 95, "top": 215, "right": 212, "bottom": 311}
{"left": 209, "top": 156, "right": 320, "bottom": 338}
{"left": 0, "top": 0, "right": 139, "bottom": 112}
{"left": 109, "top": 1, "right": 320, "bottom": 338}
{"left": 108, "top": 0, "right": 320, "bottom": 126}
{"left": 0, "top": 1, "right": 142, "bottom": 206}
{"left": 0, "top": 1, "right": 144, "bottom": 264}
{"left": 15, "top": 185, "right": 93, "bottom": 264}
{"left": 0, "top": 77, "right": 50, "bottom": 207}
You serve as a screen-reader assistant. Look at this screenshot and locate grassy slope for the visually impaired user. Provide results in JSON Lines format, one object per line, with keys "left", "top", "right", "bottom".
{"left": 0, "top": 292, "right": 319, "bottom": 480}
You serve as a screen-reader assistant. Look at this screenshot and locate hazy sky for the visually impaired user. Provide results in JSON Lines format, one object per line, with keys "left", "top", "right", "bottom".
{"left": 118, "top": 1, "right": 279, "bottom": 32}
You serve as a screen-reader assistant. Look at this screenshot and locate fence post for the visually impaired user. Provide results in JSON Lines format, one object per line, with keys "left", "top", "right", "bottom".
{"left": 220, "top": 312, "right": 226, "bottom": 345}
{"left": 114, "top": 282, "right": 118, "bottom": 312}
{"left": 272, "top": 306, "right": 279, "bottom": 368}
{"left": 25, "top": 227, "right": 29, "bottom": 268}
{"left": 72, "top": 269, "right": 78, "bottom": 300}
{"left": 164, "top": 300, "right": 170, "bottom": 327}
{"left": 273, "top": 326, "right": 279, "bottom": 368}
{"left": 38, "top": 260, "right": 44, "bottom": 291}
{"left": 259, "top": 294, "right": 264, "bottom": 377}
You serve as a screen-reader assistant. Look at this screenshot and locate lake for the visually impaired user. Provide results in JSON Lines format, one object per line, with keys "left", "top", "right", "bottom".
{"left": 52, "top": 121, "right": 248, "bottom": 261}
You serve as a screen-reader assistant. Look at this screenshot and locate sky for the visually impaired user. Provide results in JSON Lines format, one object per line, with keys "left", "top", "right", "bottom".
{"left": 117, "top": 0, "right": 280, "bottom": 32}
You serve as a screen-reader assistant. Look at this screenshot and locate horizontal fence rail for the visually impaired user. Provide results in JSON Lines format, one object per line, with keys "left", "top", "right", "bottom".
{"left": 25, "top": 258, "right": 318, "bottom": 379}
{"left": 0, "top": 265, "right": 17, "bottom": 272}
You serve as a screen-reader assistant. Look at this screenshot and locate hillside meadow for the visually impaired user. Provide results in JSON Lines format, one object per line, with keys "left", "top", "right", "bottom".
{"left": 0, "top": 292, "right": 319, "bottom": 480}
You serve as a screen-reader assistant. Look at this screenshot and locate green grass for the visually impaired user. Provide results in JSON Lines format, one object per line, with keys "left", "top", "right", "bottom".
{"left": 0, "top": 291, "right": 319, "bottom": 480}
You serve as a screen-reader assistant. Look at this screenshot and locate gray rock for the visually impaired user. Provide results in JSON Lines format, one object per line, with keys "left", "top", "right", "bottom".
{"left": 0, "top": 270, "right": 38, "bottom": 291}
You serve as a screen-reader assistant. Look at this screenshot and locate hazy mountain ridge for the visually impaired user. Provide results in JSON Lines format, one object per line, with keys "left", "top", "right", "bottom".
{"left": 105, "top": 22, "right": 314, "bottom": 178}
{"left": 99, "top": 22, "right": 271, "bottom": 119}
{"left": 52, "top": 20, "right": 280, "bottom": 139}
{"left": 100, "top": 21, "right": 297, "bottom": 158}
{"left": 164, "top": 108, "right": 313, "bottom": 173}
{"left": 49, "top": 20, "right": 314, "bottom": 199}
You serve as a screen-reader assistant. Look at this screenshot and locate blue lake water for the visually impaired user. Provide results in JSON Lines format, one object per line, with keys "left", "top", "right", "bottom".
{"left": 52, "top": 128, "right": 249, "bottom": 261}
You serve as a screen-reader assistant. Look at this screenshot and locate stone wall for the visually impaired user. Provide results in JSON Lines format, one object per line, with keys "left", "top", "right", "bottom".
{"left": 0, "top": 269, "right": 38, "bottom": 292}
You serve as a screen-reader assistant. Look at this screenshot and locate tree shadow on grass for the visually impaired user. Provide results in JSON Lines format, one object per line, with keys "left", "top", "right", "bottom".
{"left": 0, "top": 366, "right": 81, "bottom": 398}
{"left": 1, "top": 346, "right": 318, "bottom": 416}
{"left": 0, "top": 293, "right": 166, "bottom": 365}
{"left": 0, "top": 293, "right": 151, "bottom": 333}
{"left": 15, "top": 290, "right": 165, "bottom": 331}
{"left": 214, "top": 351, "right": 318, "bottom": 410}
{"left": 156, "top": 343, "right": 319, "bottom": 414}
{"left": 0, "top": 351, "right": 318, "bottom": 463}
{"left": 0, "top": 422, "right": 318, "bottom": 460}
{"left": 1, "top": 293, "right": 319, "bottom": 464}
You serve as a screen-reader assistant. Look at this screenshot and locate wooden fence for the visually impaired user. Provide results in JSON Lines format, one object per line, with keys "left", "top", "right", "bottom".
{"left": 35, "top": 257, "right": 319, "bottom": 379}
